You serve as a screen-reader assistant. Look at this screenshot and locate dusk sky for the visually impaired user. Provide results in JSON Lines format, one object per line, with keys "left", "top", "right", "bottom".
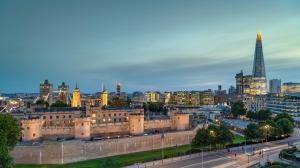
{"left": 0, "top": 0, "right": 300, "bottom": 93}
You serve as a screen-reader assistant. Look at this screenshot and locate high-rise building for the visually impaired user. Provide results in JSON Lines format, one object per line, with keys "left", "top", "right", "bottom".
{"left": 281, "top": 82, "right": 300, "bottom": 94}
{"left": 116, "top": 82, "right": 121, "bottom": 97}
{"left": 250, "top": 32, "right": 267, "bottom": 95}
{"left": 39, "top": 79, "right": 54, "bottom": 103}
{"left": 71, "top": 84, "right": 81, "bottom": 107}
{"left": 235, "top": 71, "right": 252, "bottom": 95}
{"left": 269, "top": 79, "right": 281, "bottom": 94}
{"left": 58, "top": 82, "right": 69, "bottom": 104}
{"left": 101, "top": 83, "right": 108, "bottom": 106}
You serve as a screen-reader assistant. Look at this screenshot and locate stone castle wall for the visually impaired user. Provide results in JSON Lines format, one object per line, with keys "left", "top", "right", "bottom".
{"left": 91, "top": 122, "right": 130, "bottom": 136}
{"left": 144, "top": 119, "right": 172, "bottom": 130}
{"left": 12, "top": 125, "right": 205, "bottom": 164}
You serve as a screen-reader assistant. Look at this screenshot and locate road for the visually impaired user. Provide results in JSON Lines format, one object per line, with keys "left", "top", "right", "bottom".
{"left": 126, "top": 129, "right": 300, "bottom": 168}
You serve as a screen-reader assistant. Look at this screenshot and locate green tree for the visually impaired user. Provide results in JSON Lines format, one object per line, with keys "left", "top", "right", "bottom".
{"left": 258, "top": 120, "right": 282, "bottom": 140}
{"left": 231, "top": 101, "right": 246, "bottom": 118}
{"left": 244, "top": 123, "right": 259, "bottom": 140}
{"left": 274, "top": 113, "right": 294, "bottom": 123}
{"left": 247, "top": 110, "right": 272, "bottom": 121}
{"left": 276, "top": 118, "right": 293, "bottom": 135}
{"left": 0, "top": 114, "right": 21, "bottom": 168}
{"left": 50, "top": 100, "right": 69, "bottom": 107}
{"left": 35, "top": 99, "right": 49, "bottom": 108}
{"left": 192, "top": 128, "right": 210, "bottom": 148}
{"left": 217, "top": 124, "right": 234, "bottom": 147}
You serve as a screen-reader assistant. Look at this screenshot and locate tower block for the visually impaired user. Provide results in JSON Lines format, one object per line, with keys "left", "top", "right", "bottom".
{"left": 129, "top": 113, "right": 144, "bottom": 135}
{"left": 21, "top": 119, "right": 42, "bottom": 141}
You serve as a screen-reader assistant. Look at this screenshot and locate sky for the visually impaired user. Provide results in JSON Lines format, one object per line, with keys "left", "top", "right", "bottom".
{"left": 0, "top": 0, "right": 300, "bottom": 93}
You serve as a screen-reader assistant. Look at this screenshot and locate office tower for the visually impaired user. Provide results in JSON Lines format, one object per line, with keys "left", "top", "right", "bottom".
{"left": 116, "top": 82, "right": 121, "bottom": 97}
{"left": 71, "top": 84, "right": 81, "bottom": 107}
{"left": 58, "top": 82, "right": 69, "bottom": 104}
{"left": 269, "top": 79, "right": 281, "bottom": 94}
{"left": 101, "top": 83, "right": 108, "bottom": 106}
{"left": 235, "top": 71, "right": 252, "bottom": 96}
{"left": 39, "top": 79, "right": 54, "bottom": 103}
{"left": 250, "top": 32, "right": 267, "bottom": 95}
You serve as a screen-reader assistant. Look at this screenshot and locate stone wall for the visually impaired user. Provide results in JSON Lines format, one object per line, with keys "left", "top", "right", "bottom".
{"left": 12, "top": 125, "right": 205, "bottom": 164}
{"left": 144, "top": 119, "right": 172, "bottom": 130}
{"left": 91, "top": 123, "right": 129, "bottom": 136}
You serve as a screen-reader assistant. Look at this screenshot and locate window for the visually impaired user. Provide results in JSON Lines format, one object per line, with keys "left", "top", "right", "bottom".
{"left": 124, "top": 113, "right": 127, "bottom": 116}
{"left": 27, "top": 127, "right": 30, "bottom": 130}
{"left": 50, "top": 116, "right": 52, "bottom": 119}
{"left": 43, "top": 116, "right": 46, "bottom": 119}
{"left": 108, "top": 114, "right": 111, "bottom": 117}
{"left": 114, "top": 113, "right": 116, "bottom": 116}
{"left": 56, "top": 116, "right": 59, "bottom": 119}
{"left": 114, "top": 118, "right": 116, "bottom": 122}
{"left": 69, "top": 115, "right": 72, "bottom": 118}
{"left": 103, "top": 114, "right": 106, "bottom": 117}
{"left": 119, "top": 113, "right": 121, "bottom": 116}
{"left": 119, "top": 118, "right": 122, "bottom": 122}
{"left": 81, "top": 123, "right": 84, "bottom": 126}
{"left": 63, "top": 115, "right": 65, "bottom": 118}
{"left": 33, "top": 133, "right": 35, "bottom": 137}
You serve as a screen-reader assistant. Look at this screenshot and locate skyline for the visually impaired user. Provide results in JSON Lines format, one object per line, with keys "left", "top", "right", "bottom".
{"left": 1, "top": 0, "right": 300, "bottom": 93}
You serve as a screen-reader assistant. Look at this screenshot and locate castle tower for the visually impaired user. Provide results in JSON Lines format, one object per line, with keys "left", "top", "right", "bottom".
{"left": 101, "top": 83, "right": 108, "bottom": 106}
{"left": 71, "top": 84, "right": 81, "bottom": 107}
{"left": 250, "top": 32, "right": 267, "bottom": 95}
{"left": 21, "top": 119, "right": 42, "bottom": 141}
{"left": 171, "top": 113, "right": 190, "bottom": 131}
{"left": 58, "top": 82, "right": 69, "bottom": 104}
{"left": 74, "top": 117, "right": 91, "bottom": 139}
{"left": 129, "top": 113, "right": 144, "bottom": 135}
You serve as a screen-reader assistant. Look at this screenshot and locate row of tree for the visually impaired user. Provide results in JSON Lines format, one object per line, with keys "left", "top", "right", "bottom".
{"left": 192, "top": 124, "right": 234, "bottom": 149}
{"left": 244, "top": 113, "right": 294, "bottom": 141}
{"left": 246, "top": 109, "right": 272, "bottom": 121}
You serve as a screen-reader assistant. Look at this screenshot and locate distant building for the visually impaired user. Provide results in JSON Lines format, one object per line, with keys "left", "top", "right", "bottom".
{"left": 164, "top": 91, "right": 172, "bottom": 104}
{"left": 173, "top": 91, "right": 190, "bottom": 105}
{"left": 144, "top": 91, "right": 160, "bottom": 102}
{"left": 71, "top": 84, "right": 81, "bottom": 107}
{"left": 200, "top": 90, "right": 215, "bottom": 105}
{"left": 101, "top": 84, "right": 108, "bottom": 106}
{"left": 243, "top": 95, "right": 266, "bottom": 112}
{"left": 214, "top": 85, "right": 228, "bottom": 105}
{"left": 132, "top": 92, "right": 145, "bottom": 103}
{"left": 269, "top": 79, "right": 281, "bottom": 94}
{"left": 58, "top": 82, "right": 69, "bottom": 104}
{"left": 228, "top": 86, "right": 236, "bottom": 96}
{"left": 250, "top": 32, "right": 267, "bottom": 95}
{"left": 39, "top": 79, "right": 54, "bottom": 104}
{"left": 281, "top": 82, "right": 300, "bottom": 94}
{"left": 267, "top": 93, "right": 300, "bottom": 117}
{"left": 116, "top": 82, "right": 121, "bottom": 97}
{"left": 235, "top": 71, "right": 252, "bottom": 96}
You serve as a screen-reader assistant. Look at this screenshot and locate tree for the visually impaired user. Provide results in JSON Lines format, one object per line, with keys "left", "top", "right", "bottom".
{"left": 50, "top": 100, "right": 69, "bottom": 107}
{"left": 217, "top": 124, "right": 234, "bottom": 147}
{"left": 231, "top": 101, "right": 246, "bottom": 118}
{"left": 35, "top": 99, "right": 49, "bottom": 108}
{"left": 0, "top": 114, "right": 21, "bottom": 168}
{"left": 276, "top": 118, "right": 293, "bottom": 135}
{"left": 244, "top": 123, "right": 259, "bottom": 140}
{"left": 192, "top": 128, "right": 210, "bottom": 148}
{"left": 247, "top": 110, "right": 272, "bottom": 121}
{"left": 258, "top": 120, "right": 282, "bottom": 140}
{"left": 274, "top": 113, "right": 294, "bottom": 123}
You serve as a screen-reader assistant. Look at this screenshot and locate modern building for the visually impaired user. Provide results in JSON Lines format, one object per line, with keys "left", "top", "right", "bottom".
{"left": 164, "top": 91, "right": 173, "bottom": 104}
{"left": 243, "top": 95, "right": 266, "bottom": 112}
{"left": 250, "top": 32, "right": 267, "bottom": 95}
{"left": 281, "top": 82, "right": 300, "bottom": 94}
{"left": 58, "top": 82, "right": 69, "bottom": 104}
{"left": 39, "top": 80, "right": 54, "bottom": 104}
{"left": 269, "top": 79, "right": 281, "bottom": 94}
{"left": 131, "top": 92, "right": 145, "bottom": 104}
{"left": 144, "top": 91, "right": 160, "bottom": 102}
{"left": 267, "top": 93, "right": 300, "bottom": 117}
{"left": 116, "top": 82, "right": 121, "bottom": 97}
{"left": 235, "top": 71, "right": 252, "bottom": 96}
{"left": 71, "top": 84, "right": 81, "bottom": 107}
{"left": 214, "top": 86, "right": 228, "bottom": 105}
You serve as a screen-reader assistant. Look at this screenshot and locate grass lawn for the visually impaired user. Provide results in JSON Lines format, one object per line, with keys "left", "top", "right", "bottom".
{"left": 14, "top": 133, "right": 245, "bottom": 168}
{"left": 14, "top": 144, "right": 191, "bottom": 168}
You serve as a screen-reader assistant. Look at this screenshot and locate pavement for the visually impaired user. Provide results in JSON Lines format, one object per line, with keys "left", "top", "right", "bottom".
{"left": 125, "top": 128, "right": 300, "bottom": 168}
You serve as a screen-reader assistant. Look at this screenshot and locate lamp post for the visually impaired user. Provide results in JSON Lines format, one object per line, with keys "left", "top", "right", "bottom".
{"left": 209, "top": 130, "right": 215, "bottom": 151}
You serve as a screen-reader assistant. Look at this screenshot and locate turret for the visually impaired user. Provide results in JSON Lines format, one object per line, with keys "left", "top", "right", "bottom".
{"left": 129, "top": 113, "right": 144, "bottom": 135}
{"left": 74, "top": 117, "right": 91, "bottom": 139}
{"left": 21, "top": 119, "right": 42, "bottom": 141}
{"left": 171, "top": 113, "right": 190, "bottom": 131}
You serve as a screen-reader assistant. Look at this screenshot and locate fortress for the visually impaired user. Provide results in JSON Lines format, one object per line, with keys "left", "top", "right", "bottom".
{"left": 20, "top": 106, "right": 190, "bottom": 141}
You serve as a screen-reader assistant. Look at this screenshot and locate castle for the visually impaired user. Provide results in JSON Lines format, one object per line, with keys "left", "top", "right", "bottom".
{"left": 20, "top": 106, "right": 190, "bottom": 141}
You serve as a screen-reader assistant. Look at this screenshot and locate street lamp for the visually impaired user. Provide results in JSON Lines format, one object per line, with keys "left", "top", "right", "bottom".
{"left": 264, "top": 125, "right": 270, "bottom": 142}
{"left": 209, "top": 130, "right": 215, "bottom": 151}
